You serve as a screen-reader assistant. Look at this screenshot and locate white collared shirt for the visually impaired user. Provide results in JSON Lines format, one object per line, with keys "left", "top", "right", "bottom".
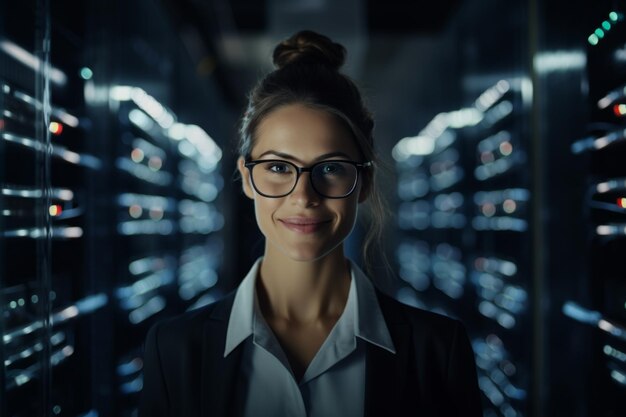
{"left": 224, "top": 257, "right": 396, "bottom": 417}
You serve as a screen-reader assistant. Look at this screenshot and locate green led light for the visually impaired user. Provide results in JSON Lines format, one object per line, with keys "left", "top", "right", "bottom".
{"left": 595, "top": 28, "right": 605, "bottom": 38}
{"left": 609, "top": 11, "right": 619, "bottom": 22}
{"left": 588, "top": 34, "right": 599, "bottom": 45}
{"left": 602, "top": 21, "right": 612, "bottom": 30}
{"left": 79, "top": 67, "right": 93, "bottom": 80}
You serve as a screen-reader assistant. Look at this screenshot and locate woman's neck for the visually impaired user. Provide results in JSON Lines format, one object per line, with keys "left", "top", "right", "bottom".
{"left": 256, "top": 245, "right": 351, "bottom": 325}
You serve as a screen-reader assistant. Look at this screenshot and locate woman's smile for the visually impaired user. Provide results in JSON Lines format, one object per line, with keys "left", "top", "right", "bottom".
{"left": 278, "top": 217, "right": 333, "bottom": 234}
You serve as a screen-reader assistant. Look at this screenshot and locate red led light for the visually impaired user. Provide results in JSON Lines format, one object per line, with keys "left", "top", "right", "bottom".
{"left": 618, "top": 198, "right": 626, "bottom": 208}
{"left": 0, "top": 119, "right": 5, "bottom": 130}
{"left": 613, "top": 104, "right": 626, "bottom": 117}
{"left": 49, "top": 122, "right": 63, "bottom": 135}
{"left": 474, "top": 257, "right": 486, "bottom": 270}
{"left": 148, "top": 156, "right": 163, "bottom": 171}
{"left": 480, "top": 151, "right": 495, "bottom": 164}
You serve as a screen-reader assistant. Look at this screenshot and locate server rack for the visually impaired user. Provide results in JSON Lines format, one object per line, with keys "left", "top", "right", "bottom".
{"left": 0, "top": 1, "right": 232, "bottom": 415}
{"left": 1, "top": 2, "right": 98, "bottom": 415}
{"left": 393, "top": 78, "right": 532, "bottom": 417}
{"left": 390, "top": 1, "right": 533, "bottom": 416}
{"left": 561, "top": 3, "right": 626, "bottom": 416}
{"left": 391, "top": 0, "right": 626, "bottom": 416}
{"left": 466, "top": 80, "right": 532, "bottom": 417}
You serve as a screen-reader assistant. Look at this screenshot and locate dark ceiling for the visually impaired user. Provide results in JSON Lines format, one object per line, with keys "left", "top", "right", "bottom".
{"left": 167, "top": 0, "right": 462, "bottom": 33}
{"left": 161, "top": 0, "right": 464, "bottom": 108}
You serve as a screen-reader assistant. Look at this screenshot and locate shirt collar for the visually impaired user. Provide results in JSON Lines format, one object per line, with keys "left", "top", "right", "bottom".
{"left": 224, "top": 257, "right": 396, "bottom": 357}
{"left": 349, "top": 260, "right": 396, "bottom": 354}
{"left": 223, "top": 258, "right": 260, "bottom": 357}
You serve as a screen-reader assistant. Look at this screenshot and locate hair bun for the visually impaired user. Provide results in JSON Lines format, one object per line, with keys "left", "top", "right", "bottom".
{"left": 272, "top": 30, "right": 346, "bottom": 71}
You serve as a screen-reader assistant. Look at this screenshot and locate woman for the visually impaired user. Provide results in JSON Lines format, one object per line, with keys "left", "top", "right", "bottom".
{"left": 139, "top": 30, "right": 482, "bottom": 417}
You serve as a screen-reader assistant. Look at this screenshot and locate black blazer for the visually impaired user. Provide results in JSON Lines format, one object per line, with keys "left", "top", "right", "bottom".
{"left": 139, "top": 289, "right": 482, "bottom": 417}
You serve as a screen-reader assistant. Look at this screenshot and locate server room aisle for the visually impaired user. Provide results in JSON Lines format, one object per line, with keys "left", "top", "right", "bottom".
{"left": 0, "top": 0, "right": 625, "bottom": 416}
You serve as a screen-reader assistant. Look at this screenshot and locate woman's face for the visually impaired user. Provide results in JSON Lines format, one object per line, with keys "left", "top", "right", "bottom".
{"left": 237, "top": 103, "right": 368, "bottom": 262}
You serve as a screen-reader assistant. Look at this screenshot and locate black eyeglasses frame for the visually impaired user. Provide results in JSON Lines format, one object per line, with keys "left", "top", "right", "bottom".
{"left": 243, "top": 158, "right": 373, "bottom": 199}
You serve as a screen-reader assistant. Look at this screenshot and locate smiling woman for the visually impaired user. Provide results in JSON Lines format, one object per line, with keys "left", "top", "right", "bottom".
{"left": 238, "top": 103, "right": 367, "bottom": 264}
{"left": 139, "top": 30, "right": 482, "bottom": 417}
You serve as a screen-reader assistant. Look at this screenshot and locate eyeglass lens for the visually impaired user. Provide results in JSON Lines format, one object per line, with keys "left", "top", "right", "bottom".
{"left": 250, "top": 161, "right": 358, "bottom": 197}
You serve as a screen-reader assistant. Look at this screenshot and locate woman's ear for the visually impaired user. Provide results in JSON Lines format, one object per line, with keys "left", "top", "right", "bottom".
{"left": 358, "top": 172, "right": 371, "bottom": 203}
{"left": 237, "top": 157, "right": 255, "bottom": 200}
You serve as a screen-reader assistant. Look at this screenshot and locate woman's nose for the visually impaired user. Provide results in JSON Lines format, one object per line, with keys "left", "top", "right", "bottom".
{"left": 288, "top": 172, "right": 321, "bottom": 206}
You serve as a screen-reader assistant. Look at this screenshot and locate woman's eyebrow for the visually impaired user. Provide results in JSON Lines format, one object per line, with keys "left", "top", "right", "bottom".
{"left": 256, "top": 150, "right": 351, "bottom": 163}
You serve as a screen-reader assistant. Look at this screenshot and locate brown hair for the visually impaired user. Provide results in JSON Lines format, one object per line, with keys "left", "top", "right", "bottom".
{"left": 237, "top": 29, "right": 388, "bottom": 279}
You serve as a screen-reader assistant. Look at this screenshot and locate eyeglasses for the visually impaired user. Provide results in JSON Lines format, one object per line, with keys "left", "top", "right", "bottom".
{"left": 244, "top": 159, "right": 372, "bottom": 198}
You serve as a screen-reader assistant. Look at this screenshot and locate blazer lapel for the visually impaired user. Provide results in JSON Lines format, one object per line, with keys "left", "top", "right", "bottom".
{"left": 200, "top": 293, "right": 245, "bottom": 417}
{"left": 363, "top": 322, "right": 411, "bottom": 417}
{"left": 364, "top": 290, "right": 414, "bottom": 417}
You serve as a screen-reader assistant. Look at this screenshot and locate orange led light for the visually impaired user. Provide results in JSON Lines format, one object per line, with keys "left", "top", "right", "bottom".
{"left": 499, "top": 141, "right": 513, "bottom": 156}
{"left": 481, "top": 203, "right": 496, "bottom": 217}
{"left": 149, "top": 207, "right": 164, "bottom": 220}
{"left": 49, "top": 205, "right": 62, "bottom": 216}
{"left": 131, "top": 148, "right": 144, "bottom": 163}
{"left": 618, "top": 197, "right": 626, "bottom": 208}
{"left": 49, "top": 122, "right": 63, "bottom": 135}
{"left": 503, "top": 199, "right": 517, "bottom": 213}
{"left": 129, "top": 204, "right": 143, "bottom": 218}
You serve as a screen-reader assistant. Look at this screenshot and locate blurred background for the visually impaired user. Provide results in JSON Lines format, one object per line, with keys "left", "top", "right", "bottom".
{"left": 1, "top": 0, "right": 625, "bottom": 416}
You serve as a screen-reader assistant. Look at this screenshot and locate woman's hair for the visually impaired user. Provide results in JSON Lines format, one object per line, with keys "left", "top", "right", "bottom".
{"left": 237, "top": 29, "right": 389, "bottom": 279}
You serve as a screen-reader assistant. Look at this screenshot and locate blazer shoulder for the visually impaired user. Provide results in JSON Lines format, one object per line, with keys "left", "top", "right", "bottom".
{"left": 146, "top": 289, "right": 236, "bottom": 343}
{"left": 375, "top": 289, "right": 466, "bottom": 338}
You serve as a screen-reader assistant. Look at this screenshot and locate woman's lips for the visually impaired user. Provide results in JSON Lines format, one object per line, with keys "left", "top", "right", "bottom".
{"left": 279, "top": 218, "right": 331, "bottom": 234}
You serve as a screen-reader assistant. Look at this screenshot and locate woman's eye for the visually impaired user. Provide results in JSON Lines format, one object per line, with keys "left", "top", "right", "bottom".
{"left": 320, "top": 163, "right": 344, "bottom": 174}
{"left": 267, "top": 163, "right": 291, "bottom": 173}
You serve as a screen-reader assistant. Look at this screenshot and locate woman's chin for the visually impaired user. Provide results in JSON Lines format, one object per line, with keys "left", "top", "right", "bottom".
{"left": 275, "top": 243, "right": 341, "bottom": 263}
